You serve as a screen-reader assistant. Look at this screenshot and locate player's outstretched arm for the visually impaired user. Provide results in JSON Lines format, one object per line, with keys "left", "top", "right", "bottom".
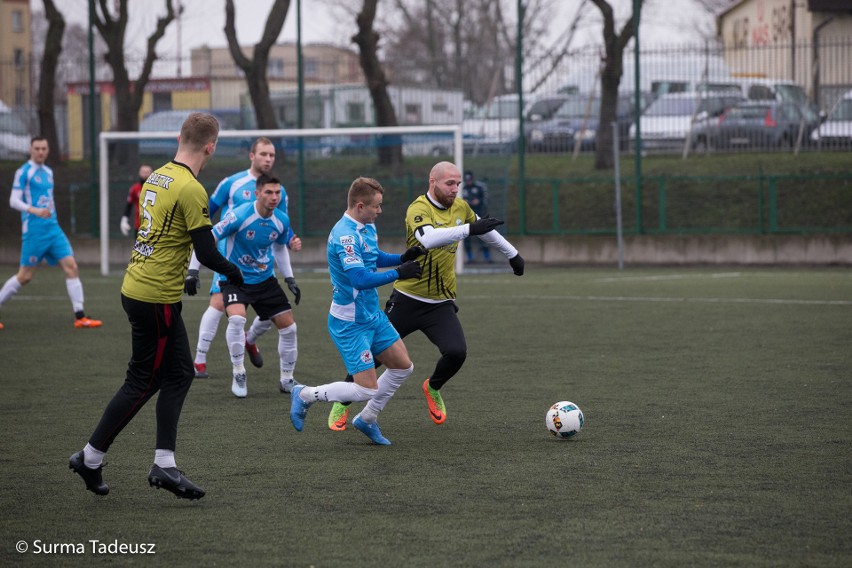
{"left": 468, "top": 216, "right": 504, "bottom": 236}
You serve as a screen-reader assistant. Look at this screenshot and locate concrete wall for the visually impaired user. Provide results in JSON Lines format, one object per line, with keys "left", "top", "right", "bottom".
{"left": 2, "top": 234, "right": 850, "bottom": 269}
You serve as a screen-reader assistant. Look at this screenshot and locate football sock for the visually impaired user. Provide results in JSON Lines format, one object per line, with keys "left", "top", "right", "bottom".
{"left": 226, "top": 314, "right": 247, "bottom": 368}
{"left": 301, "top": 382, "right": 377, "bottom": 403}
{"left": 65, "top": 277, "right": 84, "bottom": 313}
{"left": 0, "top": 275, "right": 21, "bottom": 307}
{"left": 246, "top": 316, "right": 273, "bottom": 344}
{"left": 195, "top": 306, "right": 223, "bottom": 364}
{"left": 153, "top": 449, "right": 176, "bottom": 469}
{"left": 83, "top": 443, "right": 105, "bottom": 469}
{"left": 363, "top": 364, "right": 414, "bottom": 419}
{"left": 277, "top": 323, "right": 297, "bottom": 379}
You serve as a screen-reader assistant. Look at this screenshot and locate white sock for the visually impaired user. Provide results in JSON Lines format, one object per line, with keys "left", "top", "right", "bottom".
{"left": 277, "top": 323, "right": 297, "bottom": 379}
{"left": 0, "top": 275, "right": 22, "bottom": 307}
{"left": 83, "top": 443, "right": 105, "bottom": 469}
{"left": 195, "top": 306, "right": 223, "bottom": 364}
{"left": 362, "top": 364, "right": 414, "bottom": 420}
{"left": 246, "top": 316, "right": 273, "bottom": 345}
{"left": 66, "top": 277, "right": 84, "bottom": 313}
{"left": 226, "top": 315, "right": 247, "bottom": 368}
{"left": 301, "top": 382, "right": 377, "bottom": 404}
{"left": 154, "top": 448, "right": 176, "bottom": 469}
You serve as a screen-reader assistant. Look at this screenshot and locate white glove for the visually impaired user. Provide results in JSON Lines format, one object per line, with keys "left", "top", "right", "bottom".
{"left": 120, "top": 216, "right": 131, "bottom": 236}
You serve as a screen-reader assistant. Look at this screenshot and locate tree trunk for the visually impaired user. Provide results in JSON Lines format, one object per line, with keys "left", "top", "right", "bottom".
{"left": 353, "top": 0, "right": 402, "bottom": 167}
{"left": 592, "top": 0, "right": 642, "bottom": 170}
{"left": 93, "top": 0, "right": 175, "bottom": 166}
{"left": 38, "top": 0, "right": 65, "bottom": 165}
{"left": 224, "top": 0, "right": 290, "bottom": 130}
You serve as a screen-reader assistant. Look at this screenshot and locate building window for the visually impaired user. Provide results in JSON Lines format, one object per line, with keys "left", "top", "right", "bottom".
{"left": 15, "top": 88, "right": 25, "bottom": 106}
{"left": 433, "top": 102, "right": 449, "bottom": 114}
{"left": 268, "top": 58, "right": 285, "bottom": 78}
{"left": 304, "top": 58, "right": 318, "bottom": 79}
{"left": 347, "top": 102, "right": 365, "bottom": 124}
{"left": 404, "top": 103, "right": 421, "bottom": 124}
{"left": 12, "top": 10, "right": 24, "bottom": 33}
{"left": 153, "top": 92, "right": 171, "bottom": 112}
{"left": 13, "top": 49, "right": 24, "bottom": 70}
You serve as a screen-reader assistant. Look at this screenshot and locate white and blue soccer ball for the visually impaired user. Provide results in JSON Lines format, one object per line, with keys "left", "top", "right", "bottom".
{"left": 546, "top": 401, "right": 584, "bottom": 438}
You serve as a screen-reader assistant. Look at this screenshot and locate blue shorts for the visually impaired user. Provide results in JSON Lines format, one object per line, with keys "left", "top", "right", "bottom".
{"left": 328, "top": 311, "right": 400, "bottom": 375}
{"left": 20, "top": 228, "right": 73, "bottom": 267}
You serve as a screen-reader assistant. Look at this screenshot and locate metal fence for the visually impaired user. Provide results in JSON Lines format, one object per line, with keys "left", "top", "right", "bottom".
{"left": 2, "top": 39, "right": 851, "bottom": 159}
{"left": 1, "top": 40, "right": 851, "bottom": 244}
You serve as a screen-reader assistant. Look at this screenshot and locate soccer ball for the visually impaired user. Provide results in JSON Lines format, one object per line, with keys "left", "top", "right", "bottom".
{"left": 546, "top": 401, "right": 584, "bottom": 438}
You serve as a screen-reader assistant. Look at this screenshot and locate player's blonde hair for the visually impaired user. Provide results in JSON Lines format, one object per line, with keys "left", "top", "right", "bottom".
{"left": 348, "top": 177, "right": 384, "bottom": 208}
{"left": 179, "top": 113, "right": 219, "bottom": 151}
{"left": 251, "top": 136, "right": 274, "bottom": 153}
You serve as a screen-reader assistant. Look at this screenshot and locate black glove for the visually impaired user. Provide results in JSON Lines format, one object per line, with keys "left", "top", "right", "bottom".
{"left": 401, "top": 245, "right": 427, "bottom": 263}
{"left": 184, "top": 269, "right": 200, "bottom": 296}
{"left": 469, "top": 216, "right": 504, "bottom": 236}
{"left": 396, "top": 260, "right": 422, "bottom": 280}
{"left": 223, "top": 264, "right": 244, "bottom": 287}
{"left": 284, "top": 277, "right": 301, "bottom": 305}
{"left": 509, "top": 253, "right": 525, "bottom": 276}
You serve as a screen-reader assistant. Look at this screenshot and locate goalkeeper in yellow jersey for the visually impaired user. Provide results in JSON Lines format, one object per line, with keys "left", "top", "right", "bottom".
{"left": 328, "top": 161, "right": 524, "bottom": 430}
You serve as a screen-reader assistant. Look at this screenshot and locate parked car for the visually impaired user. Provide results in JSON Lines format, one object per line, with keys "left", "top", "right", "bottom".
{"left": 631, "top": 91, "right": 743, "bottom": 151}
{"left": 463, "top": 94, "right": 522, "bottom": 154}
{"left": 526, "top": 92, "right": 653, "bottom": 152}
{"left": 699, "top": 100, "right": 816, "bottom": 151}
{"left": 0, "top": 109, "right": 30, "bottom": 160}
{"left": 139, "top": 109, "right": 254, "bottom": 156}
{"left": 810, "top": 89, "right": 852, "bottom": 148}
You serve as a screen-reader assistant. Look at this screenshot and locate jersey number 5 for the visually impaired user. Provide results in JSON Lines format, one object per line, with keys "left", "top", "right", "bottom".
{"left": 137, "top": 191, "right": 157, "bottom": 239}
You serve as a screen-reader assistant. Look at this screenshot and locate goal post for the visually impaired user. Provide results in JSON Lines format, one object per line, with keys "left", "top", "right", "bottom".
{"left": 99, "top": 124, "right": 464, "bottom": 276}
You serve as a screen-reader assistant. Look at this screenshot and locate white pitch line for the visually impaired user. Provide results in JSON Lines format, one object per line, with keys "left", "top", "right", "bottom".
{"left": 595, "top": 272, "right": 742, "bottom": 283}
{"left": 466, "top": 294, "right": 852, "bottom": 306}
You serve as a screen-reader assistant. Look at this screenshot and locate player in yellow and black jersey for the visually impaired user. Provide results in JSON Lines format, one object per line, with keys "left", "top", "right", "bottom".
{"left": 328, "top": 161, "right": 525, "bottom": 431}
{"left": 69, "top": 113, "right": 243, "bottom": 501}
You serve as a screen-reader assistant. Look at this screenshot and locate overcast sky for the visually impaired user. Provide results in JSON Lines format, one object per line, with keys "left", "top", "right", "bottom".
{"left": 37, "top": 0, "right": 717, "bottom": 59}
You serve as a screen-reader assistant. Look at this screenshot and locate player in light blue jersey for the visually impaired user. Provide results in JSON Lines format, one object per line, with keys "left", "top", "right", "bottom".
{"left": 196, "top": 173, "right": 302, "bottom": 398}
{"left": 0, "top": 137, "right": 102, "bottom": 330}
{"left": 186, "top": 137, "right": 301, "bottom": 379}
{"left": 288, "top": 177, "right": 426, "bottom": 445}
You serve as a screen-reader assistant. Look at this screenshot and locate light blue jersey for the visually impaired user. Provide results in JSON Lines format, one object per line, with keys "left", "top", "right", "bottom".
{"left": 12, "top": 160, "right": 58, "bottom": 237}
{"left": 212, "top": 201, "right": 291, "bottom": 285}
{"left": 327, "top": 213, "right": 385, "bottom": 323}
{"left": 206, "top": 169, "right": 292, "bottom": 294}
{"left": 209, "top": 169, "right": 290, "bottom": 219}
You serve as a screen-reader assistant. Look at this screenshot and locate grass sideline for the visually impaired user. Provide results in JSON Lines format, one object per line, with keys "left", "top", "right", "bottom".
{"left": 1, "top": 265, "right": 850, "bottom": 567}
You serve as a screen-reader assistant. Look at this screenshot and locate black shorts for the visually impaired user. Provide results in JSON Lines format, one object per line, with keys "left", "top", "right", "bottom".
{"left": 221, "top": 276, "right": 292, "bottom": 320}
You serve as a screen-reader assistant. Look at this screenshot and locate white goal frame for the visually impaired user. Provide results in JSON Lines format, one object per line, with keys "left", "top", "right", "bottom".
{"left": 99, "top": 124, "right": 464, "bottom": 275}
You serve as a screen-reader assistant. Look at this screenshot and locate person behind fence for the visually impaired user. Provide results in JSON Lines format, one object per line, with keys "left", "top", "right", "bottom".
{"left": 119, "top": 164, "right": 153, "bottom": 236}
{"left": 462, "top": 170, "right": 492, "bottom": 263}
{"left": 0, "top": 137, "right": 102, "bottom": 330}
{"left": 327, "top": 161, "right": 525, "bottom": 432}
{"left": 68, "top": 112, "right": 244, "bottom": 500}
{"left": 288, "top": 176, "right": 426, "bottom": 445}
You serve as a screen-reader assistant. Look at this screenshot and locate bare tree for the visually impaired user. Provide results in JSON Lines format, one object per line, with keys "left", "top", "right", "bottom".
{"left": 590, "top": 0, "right": 643, "bottom": 170}
{"left": 353, "top": 0, "right": 402, "bottom": 166}
{"left": 92, "top": 0, "right": 176, "bottom": 139}
{"left": 37, "top": 0, "right": 65, "bottom": 165}
{"left": 224, "top": 0, "right": 290, "bottom": 130}
{"left": 379, "top": 0, "right": 573, "bottom": 106}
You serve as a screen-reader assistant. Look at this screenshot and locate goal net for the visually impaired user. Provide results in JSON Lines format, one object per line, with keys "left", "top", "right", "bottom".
{"left": 98, "top": 124, "right": 463, "bottom": 275}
